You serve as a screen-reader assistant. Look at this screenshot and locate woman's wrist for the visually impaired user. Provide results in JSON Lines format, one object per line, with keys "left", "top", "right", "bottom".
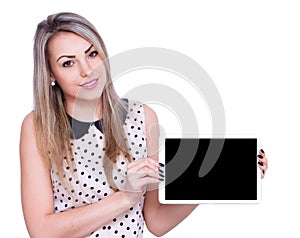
{"left": 118, "top": 190, "right": 142, "bottom": 208}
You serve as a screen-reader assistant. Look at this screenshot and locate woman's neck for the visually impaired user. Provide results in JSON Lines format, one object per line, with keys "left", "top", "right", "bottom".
{"left": 65, "top": 97, "right": 103, "bottom": 122}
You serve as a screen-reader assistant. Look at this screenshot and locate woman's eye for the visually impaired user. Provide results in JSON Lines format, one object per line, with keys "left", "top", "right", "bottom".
{"left": 89, "top": 50, "right": 98, "bottom": 58}
{"left": 62, "top": 60, "right": 73, "bottom": 67}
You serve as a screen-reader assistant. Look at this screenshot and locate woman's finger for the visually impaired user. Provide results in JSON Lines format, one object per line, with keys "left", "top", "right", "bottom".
{"left": 127, "top": 157, "right": 160, "bottom": 172}
{"left": 259, "top": 149, "right": 265, "bottom": 156}
{"left": 258, "top": 149, "right": 268, "bottom": 169}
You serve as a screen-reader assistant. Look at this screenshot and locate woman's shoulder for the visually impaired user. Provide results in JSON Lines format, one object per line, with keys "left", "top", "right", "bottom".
{"left": 126, "top": 99, "right": 158, "bottom": 121}
{"left": 20, "top": 111, "right": 39, "bottom": 161}
{"left": 20, "top": 111, "right": 35, "bottom": 134}
{"left": 142, "top": 103, "right": 158, "bottom": 121}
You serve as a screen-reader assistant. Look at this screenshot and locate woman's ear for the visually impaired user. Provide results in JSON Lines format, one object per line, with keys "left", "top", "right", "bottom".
{"left": 50, "top": 74, "right": 56, "bottom": 86}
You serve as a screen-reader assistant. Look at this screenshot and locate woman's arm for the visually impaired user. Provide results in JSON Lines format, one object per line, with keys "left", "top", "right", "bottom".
{"left": 20, "top": 112, "right": 139, "bottom": 238}
{"left": 142, "top": 105, "right": 198, "bottom": 237}
{"left": 144, "top": 190, "right": 198, "bottom": 237}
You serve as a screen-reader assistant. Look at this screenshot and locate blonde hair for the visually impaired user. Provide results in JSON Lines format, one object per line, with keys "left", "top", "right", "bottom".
{"left": 33, "top": 12, "right": 132, "bottom": 190}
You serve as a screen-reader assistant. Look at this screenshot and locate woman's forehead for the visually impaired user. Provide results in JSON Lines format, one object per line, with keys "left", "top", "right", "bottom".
{"left": 48, "top": 32, "right": 92, "bottom": 55}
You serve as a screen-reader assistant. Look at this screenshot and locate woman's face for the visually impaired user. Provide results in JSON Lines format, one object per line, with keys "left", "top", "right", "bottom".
{"left": 48, "top": 31, "right": 107, "bottom": 106}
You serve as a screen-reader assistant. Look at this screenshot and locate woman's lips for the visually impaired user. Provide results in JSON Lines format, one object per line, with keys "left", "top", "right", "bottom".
{"left": 80, "top": 78, "right": 99, "bottom": 89}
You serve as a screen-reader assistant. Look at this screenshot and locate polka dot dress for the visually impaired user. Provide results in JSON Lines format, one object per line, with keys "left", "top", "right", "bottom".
{"left": 51, "top": 100, "right": 148, "bottom": 238}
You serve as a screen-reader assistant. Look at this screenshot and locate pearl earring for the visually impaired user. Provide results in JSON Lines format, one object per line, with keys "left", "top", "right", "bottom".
{"left": 51, "top": 81, "right": 56, "bottom": 87}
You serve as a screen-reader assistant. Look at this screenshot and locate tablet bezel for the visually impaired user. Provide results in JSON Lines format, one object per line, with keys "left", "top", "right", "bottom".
{"left": 158, "top": 134, "right": 262, "bottom": 204}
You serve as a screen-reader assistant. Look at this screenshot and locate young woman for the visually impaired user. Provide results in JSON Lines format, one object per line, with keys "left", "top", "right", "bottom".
{"left": 20, "top": 12, "right": 268, "bottom": 238}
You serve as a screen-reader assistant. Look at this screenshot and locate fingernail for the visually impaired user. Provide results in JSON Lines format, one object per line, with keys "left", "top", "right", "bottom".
{"left": 159, "top": 173, "right": 165, "bottom": 178}
{"left": 158, "top": 178, "right": 164, "bottom": 181}
{"left": 258, "top": 161, "right": 263, "bottom": 166}
{"left": 262, "top": 170, "right": 265, "bottom": 174}
{"left": 159, "top": 169, "right": 164, "bottom": 173}
{"left": 257, "top": 155, "right": 263, "bottom": 159}
{"left": 159, "top": 163, "right": 165, "bottom": 167}
{"left": 260, "top": 149, "right": 265, "bottom": 153}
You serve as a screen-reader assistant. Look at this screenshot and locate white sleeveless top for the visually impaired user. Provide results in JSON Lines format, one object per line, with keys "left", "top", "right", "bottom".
{"left": 51, "top": 100, "right": 148, "bottom": 238}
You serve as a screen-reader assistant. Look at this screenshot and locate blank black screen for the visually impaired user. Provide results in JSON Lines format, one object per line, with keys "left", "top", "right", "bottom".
{"left": 164, "top": 138, "right": 258, "bottom": 200}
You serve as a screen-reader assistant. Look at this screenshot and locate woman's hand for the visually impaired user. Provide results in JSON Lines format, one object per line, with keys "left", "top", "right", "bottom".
{"left": 123, "top": 157, "right": 162, "bottom": 204}
{"left": 258, "top": 149, "right": 268, "bottom": 179}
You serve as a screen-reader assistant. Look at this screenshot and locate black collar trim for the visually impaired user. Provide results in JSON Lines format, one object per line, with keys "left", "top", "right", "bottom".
{"left": 67, "top": 115, "right": 104, "bottom": 139}
{"left": 68, "top": 98, "right": 128, "bottom": 139}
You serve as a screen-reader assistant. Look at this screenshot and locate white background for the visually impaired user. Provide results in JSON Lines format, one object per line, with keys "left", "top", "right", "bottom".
{"left": 1, "top": 0, "right": 299, "bottom": 237}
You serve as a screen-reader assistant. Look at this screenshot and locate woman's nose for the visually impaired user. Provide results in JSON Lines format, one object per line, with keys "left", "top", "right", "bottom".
{"left": 80, "top": 61, "right": 92, "bottom": 78}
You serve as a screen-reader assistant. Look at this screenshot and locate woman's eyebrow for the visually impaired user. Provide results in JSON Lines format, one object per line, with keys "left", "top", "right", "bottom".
{"left": 56, "top": 55, "right": 75, "bottom": 62}
{"left": 56, "top": 44, "right": 94, "bottom": 62}
{"left": 84, "top": 44, "right": 93, "bottom": 54}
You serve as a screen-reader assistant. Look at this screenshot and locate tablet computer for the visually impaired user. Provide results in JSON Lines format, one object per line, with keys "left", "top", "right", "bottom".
{"left": 158, "top": 136, "right": 262, "bottom": 204}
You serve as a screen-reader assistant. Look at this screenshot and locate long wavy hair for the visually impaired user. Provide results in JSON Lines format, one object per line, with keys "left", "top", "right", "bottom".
{"left": 33, "top": 12, "right": 132, "bottom": 191}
